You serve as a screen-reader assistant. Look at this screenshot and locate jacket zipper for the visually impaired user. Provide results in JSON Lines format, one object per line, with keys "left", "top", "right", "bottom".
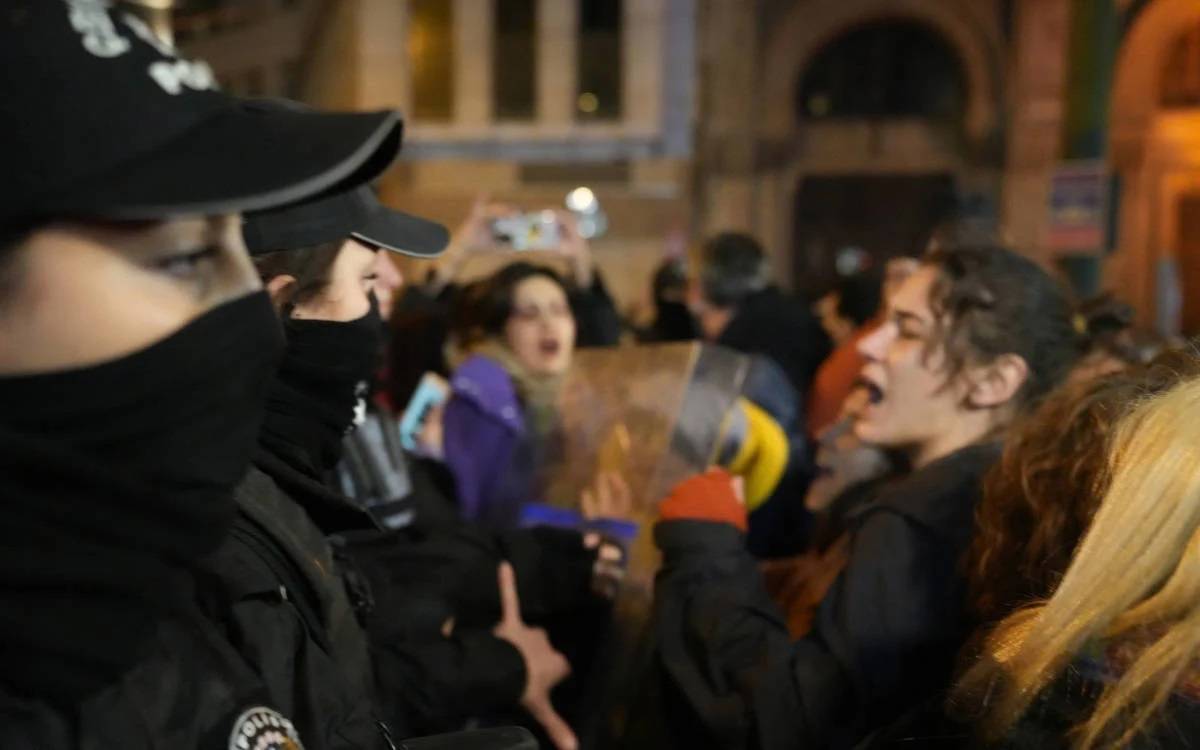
{"left": 229, "top": 518, "right": 333, "bottom": 652}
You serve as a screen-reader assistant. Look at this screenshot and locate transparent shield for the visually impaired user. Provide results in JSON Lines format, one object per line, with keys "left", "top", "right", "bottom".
{"left": 538, "top": 342, "right": 749, "bottom": 513}
{"left": 537, "top": 342, "right": 750, "bottom": 747}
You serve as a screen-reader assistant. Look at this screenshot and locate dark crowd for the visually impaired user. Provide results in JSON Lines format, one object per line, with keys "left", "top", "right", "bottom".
{"left": 3, "top": 4, "right": 1199, "bottom": 750}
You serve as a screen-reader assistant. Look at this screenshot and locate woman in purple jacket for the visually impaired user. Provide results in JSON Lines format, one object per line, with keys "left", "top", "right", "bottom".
{"left": 442, "top": 262, "right": 578, "bottom": 528}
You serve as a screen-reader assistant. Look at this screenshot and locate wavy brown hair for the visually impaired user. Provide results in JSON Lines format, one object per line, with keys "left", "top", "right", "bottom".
{"left": 967, "top": 345, "right": 1200, "bottom": 627}
{"left": 955, "top": 349, "right": 1200, "bottom": 748}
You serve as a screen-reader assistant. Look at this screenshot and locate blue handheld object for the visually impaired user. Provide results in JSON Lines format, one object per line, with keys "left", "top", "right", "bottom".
{"left": 398, "top": 373, "right": 450, "bottom": 452}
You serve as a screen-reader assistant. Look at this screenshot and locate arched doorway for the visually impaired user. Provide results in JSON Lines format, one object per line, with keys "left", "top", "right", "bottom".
{"left": 1161, "top": 26, "right": 1200, "bottom": 333}
{"left": 748, "top": 0, "right": 1003, "bottom": 297}
{"left": 1177, "top": 190, "right": 1200, "bottom": 333}
{"left": 797, "top": 20, "right": 968, "bottom": 123}
{"left": 789, "top": 20, "right": 968, "bottom": 296}
{"left": 1110, "top": 0, "right": 1200, "bottom": 333}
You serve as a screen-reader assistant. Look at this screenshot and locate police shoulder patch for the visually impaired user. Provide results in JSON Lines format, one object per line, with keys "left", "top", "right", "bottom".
{"left": 227, "top": 707, "right": 305, "bottom": 750}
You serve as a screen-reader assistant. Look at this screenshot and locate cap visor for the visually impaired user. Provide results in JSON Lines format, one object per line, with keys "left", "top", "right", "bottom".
{"left": 352, "top": 208, "right": 450, "bottom": 258}
{"left": 52, "top": 103, "right": 402, "bottom": 221}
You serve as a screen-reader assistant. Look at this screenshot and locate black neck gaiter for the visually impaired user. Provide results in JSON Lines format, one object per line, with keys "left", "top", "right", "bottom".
{"left": 259, "top": 299, "right": 383, "bottom": 479}
{"left": 0, "top": 291, "right": 284, "bottom": 705}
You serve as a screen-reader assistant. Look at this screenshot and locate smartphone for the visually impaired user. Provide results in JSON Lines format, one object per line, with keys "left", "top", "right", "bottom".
{"left": 398, "top": 372, "right": 450, "bottom": 453}
{"left": 491, "top": 211, "right": 560, "bottom": 252}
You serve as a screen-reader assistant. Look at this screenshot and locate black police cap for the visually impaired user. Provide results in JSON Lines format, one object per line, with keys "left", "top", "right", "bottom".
{"left": 0, "top": 0, "right": 403, "bottom": 228}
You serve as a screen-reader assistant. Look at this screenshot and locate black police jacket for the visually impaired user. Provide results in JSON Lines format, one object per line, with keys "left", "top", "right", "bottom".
{"left": 203, "top": 462, "right": 396, "bottom": 750}
{"left": 0, "top": 609, "right": 309, "bottom": 750}
{"left": 206, "top": 447, "right": 602, "bottom": 746}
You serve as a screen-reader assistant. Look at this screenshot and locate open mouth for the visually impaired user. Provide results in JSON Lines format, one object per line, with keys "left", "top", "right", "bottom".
{"left": 538, "top": 339, "right": 562, "bottom": 357}
{"left": 856, "top": 375, "right": 885, "bottom": 405}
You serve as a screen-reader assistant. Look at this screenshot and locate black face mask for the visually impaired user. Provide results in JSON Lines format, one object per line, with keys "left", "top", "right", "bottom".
{"left": 0, "top": 290, "right": 284, "bottom": 509}
{"left": 0, "top": 290, "right": 285, "bottom": 704}
{"left": 259, "top": 296, "right": 384, "bottom": 478}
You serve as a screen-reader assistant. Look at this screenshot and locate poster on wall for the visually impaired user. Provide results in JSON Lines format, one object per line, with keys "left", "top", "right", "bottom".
{"left": 1046, "top": 160, "right": 1110, "bottom": 253}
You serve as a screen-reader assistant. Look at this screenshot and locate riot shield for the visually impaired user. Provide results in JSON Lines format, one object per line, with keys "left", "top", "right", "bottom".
{"left": 535, "top": 342, "right": 749, "bottom": 748}
{"left": 539, "top": 342, "right": 749, "bottom": 512}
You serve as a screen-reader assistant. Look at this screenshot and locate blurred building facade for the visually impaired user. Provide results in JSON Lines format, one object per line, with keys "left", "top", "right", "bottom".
{"left": 170, "top": 0, "right": 1200, "bottom": 331}
{"left": 174, "top": 0, "right": 694, "bottom": 318}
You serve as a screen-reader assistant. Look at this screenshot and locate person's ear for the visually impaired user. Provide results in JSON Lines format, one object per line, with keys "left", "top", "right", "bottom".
{"left": 264, "top": 275, "right": 297, "bottom": 312}
{"left": 965, "top": 353, "right": 1029, "bottom": 409}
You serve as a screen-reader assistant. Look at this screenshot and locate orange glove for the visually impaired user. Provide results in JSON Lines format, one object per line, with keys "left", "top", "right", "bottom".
{"left": 658, "top": 469, "right": 747, "bottom": 532}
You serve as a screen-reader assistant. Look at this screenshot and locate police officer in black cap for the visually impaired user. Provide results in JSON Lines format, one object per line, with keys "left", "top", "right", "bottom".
{"left": 0, "top": 1, "right": 404, "bottom": 747}
{"left": 221, "top": 185, "right": 598, "bottom": 750}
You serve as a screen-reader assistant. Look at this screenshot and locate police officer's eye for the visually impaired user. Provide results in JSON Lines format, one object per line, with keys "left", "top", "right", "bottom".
{"left": 153, "top": 246, "right": 218, "bottom": 278}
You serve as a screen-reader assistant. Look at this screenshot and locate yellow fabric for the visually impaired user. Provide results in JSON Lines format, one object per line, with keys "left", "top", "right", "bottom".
{"left": 726, "top": 398, "right": 788, "bottom": 512}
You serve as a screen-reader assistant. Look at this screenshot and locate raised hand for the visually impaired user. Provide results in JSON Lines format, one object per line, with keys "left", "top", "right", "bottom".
{"left": 553, "top": 210, "right": 594, "bottom": 289}
{"left": 657, "top": 468, "right": 748, "bottom": 531}
{"left": 580, "top": 471, "right": 633, "bottom": 599}
{"left": 492, "top": 563, "right": 578, "bottom": 750}
{"left": 582, "top": 532, "right": 626, "bottom": 601}
{"left": 428, "top": 195, "right": 518, "bottom": 293}
{"left": 580, "top": 470, "right": 633, "bottom": 521}
{"left": 451, "top": 194, "right": 518, "bottom": 254}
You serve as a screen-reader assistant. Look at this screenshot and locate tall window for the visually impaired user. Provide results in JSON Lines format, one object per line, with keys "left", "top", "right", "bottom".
{"left": 494, "top": 0, "right": 537, "bottom": 120}
{"left": 577, "top": 0, "right": 622, "bottom": 121}
{"left": 1162, "top": 24, "right": 1200, "bottom": 109}
{"left": 409, "top": 0, "right": 455, "bottom": 121}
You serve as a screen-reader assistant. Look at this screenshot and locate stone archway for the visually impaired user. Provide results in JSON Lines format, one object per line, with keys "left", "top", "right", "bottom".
{"left": 753, "top": 0, "right": 1004, "bottom": 288}
{"left": 759, "top": 0, "right": 1003, "bottom": 143}
{"left": 1109, "top": 0, "right": 1200, "bottom": 330}
{"left": 1111, "top": 0, "right": 1200, "bottom": 145}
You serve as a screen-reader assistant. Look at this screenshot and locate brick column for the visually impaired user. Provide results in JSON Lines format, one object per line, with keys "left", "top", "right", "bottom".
{"left": 625, "top": 0, "right": 665, "bottom": 131}
{"left": 537, "top": 0, "right": 577, "bottom": 126}
{"left": 1000, "top": 0, "right": 1071, "bottom": 263}
{"left": 455, "top": 0, "right": 494, "bottom": 125}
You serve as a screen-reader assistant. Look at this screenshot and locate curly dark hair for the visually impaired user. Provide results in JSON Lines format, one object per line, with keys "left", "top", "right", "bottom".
{"left": 924, "top": 245, "right": 1083, "bottom": 414}
{"left": 1075, "top": 292, "right": 1166, "bottom": 368}
{"left": 967, "top": 344, "right": 1200, "bottom": 625}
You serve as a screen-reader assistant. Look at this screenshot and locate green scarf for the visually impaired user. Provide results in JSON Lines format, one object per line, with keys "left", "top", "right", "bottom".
{"left": 470, "top": 339, "right": 566, "bottom": 443}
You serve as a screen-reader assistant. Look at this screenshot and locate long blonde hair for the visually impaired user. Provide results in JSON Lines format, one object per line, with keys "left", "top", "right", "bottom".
{"left": 953, "top": 371, "right": 1200, "bottom": 748}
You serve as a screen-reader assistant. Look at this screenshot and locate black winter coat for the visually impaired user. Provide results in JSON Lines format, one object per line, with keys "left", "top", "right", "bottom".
{"left": 0, "top": 610, "right": 309, "bottom": 750}
{"left": 568, "top": 275, "right": 623, "bottom": 348}
{"left": 647, "top": 442, "right": 1000, "bottom": 750}
{"left": 860, "top": 663, "right": 1200, "bottom": 748}
{"left": 717, "top": 287, "right": 831, "bottom": 403}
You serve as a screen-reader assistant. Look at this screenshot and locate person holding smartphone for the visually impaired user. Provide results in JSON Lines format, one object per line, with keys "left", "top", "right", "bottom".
{"left": 418, "top": 197, "right": 622, "bottom": 349}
